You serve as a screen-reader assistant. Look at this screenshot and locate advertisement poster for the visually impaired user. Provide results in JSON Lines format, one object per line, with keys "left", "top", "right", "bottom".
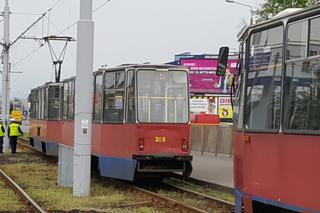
{"left": 190, "top": 97, "right": 217, "bottom": 114}
{"left": 181, "top": 58, "right": 238, "bottom": 94}
{"left": 218, "top": 97, "right": 233, "bottom": 119}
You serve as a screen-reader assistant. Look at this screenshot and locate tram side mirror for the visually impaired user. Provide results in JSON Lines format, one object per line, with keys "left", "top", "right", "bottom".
{"left": 216, "top": 47, "right": 229, "bottom": 76}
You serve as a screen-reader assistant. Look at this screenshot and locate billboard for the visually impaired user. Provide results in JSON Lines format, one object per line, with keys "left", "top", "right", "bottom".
{"left": 218, "top": 97, "right": 233, "bottom": 119}
{"left": 190, "top": 97, "right": 217, "bottom": 114}
{"left": 181, "top": 58, "right": 238, "bottom": 94}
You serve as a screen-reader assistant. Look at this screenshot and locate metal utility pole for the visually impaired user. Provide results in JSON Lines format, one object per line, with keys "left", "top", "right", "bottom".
{"left": 1, "top": 0, "right": 11, "bottom": 152}
{"left": 73, "top": 0, "right": 94, "bottom": 197}
{"left": 225, "top": 0, "right": 254, "bottom": 25}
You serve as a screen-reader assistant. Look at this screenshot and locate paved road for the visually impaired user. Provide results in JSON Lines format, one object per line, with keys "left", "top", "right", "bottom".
{"left": 190, "top": 151, "right": 233, "bottom": 188}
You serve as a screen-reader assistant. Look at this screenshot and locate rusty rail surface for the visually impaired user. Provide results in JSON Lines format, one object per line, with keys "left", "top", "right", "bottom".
{"left": 0, "top": 169, "right": 46, "bottom": 213}
{"left": 164, "top": 182, "right": 235, "bottom": 210}
{"left": 128, "top": 183, "right": 208, "bottom": 213}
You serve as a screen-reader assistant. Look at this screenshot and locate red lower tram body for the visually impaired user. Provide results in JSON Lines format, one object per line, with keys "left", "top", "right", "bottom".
{"left": 234, "top": 132, "right": 320, "bottom": 212}
{"left": 29, "top": 119, "right": 192, "bottom": 181}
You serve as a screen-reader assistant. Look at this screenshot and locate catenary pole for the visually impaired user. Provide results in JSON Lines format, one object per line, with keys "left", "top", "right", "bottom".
{"left": 73, "top": 0, "right": 94, "bottom": 196}
{"left": 2, "top": 0, "right": 10, "bottom": 152}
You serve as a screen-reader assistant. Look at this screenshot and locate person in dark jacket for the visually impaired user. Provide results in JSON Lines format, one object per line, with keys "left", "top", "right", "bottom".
{"left": 8, "top": 119, "right": 23, "bottom": 154}
{"left": 0, "top": 121, "right": 5, "bottom": 154}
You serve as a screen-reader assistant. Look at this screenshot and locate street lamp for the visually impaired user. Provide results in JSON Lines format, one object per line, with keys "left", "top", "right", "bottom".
{"left": 225, "top": 0, "right": 254, "bottom": 25}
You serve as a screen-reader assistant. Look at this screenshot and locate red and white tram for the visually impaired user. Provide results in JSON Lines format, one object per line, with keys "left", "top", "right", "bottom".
{"left": 29, "top": 64, "right": 192, "bottom": 181}
{"left": 218, "top": 5, "right": 320, "bottom": 213}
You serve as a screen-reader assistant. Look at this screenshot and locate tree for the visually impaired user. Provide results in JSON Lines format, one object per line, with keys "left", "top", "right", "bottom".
{"left": 256, "top": 0, "right": 320, "bottom": 21}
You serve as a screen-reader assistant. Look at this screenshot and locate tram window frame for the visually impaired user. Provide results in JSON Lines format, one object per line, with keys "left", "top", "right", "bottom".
{"left": 103, "top": 70, "right": 125, "bottom": 124}
{"left": 93, "top": 73, "right": 103, "bottom": 123}
{"left": 29, "top": 90, "right": 35, "bottom": 119}
{"left": 234, "top": 42, "right": 246, "bottom": 131}
{"left": 44, "top": 87, "right": 48, "bottom": 119}
{"left": 39, "top": 88, "right": 44, "bottom": 119}
{"left": 62, "top": 81, "right": 69, "bottom": 120}
{"left": 126, "top": 69, "right": 136, "bottom": 123}
{"left": 286, "top": 20, "right": 308, "bottom": 60}
{"left": 48, "top": 85, "right": 61, "bottom": 120}
{"left": 136, "top": 69, "right": 189, "bottom": 124}
{"left": 67, "top": 80, "right": 75, "bottom": 120}
{"left": 244, "top": 24, "right": 284, "bottom": 133}
{"left": 34, "top": 89, "right": 39, "bottom": 119}
{"left": 283, "top": 16, "right": 320, "bottom": 134}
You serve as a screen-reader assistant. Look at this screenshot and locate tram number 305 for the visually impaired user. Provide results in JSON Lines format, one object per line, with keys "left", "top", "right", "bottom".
{"left": 154, "top": 136, "right": 166, "bottom": 143}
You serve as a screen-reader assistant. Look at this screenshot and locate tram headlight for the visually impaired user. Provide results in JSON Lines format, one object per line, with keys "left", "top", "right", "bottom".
{"left": 182, "top": 138, "right": 189, "bottom": 152}
{"left": 138, "top": 138, "right": 144, "bottom": 151}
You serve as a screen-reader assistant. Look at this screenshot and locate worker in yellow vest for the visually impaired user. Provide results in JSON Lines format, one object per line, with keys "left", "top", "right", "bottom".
{"left": 0, "top": 121, "right": 5, "bottom": 154}
{"left": 8, "top": 119, "right": 23, "bottom": 154}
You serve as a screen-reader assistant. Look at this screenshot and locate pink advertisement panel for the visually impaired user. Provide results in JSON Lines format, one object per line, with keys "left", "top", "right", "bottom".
{"left": 181, "top": 58, "right": 238, "bottom": 94}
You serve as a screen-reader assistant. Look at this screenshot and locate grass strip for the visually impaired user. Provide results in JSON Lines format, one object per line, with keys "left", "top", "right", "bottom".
{"left": 0, "top": 178, "right": 29, "bottom": 211}
{"left": 0, "top": 153, "right": 164, "bottom": 213}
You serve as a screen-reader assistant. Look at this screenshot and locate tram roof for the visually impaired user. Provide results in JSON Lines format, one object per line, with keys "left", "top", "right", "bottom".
{"left": 30, "top": 81, "right": 62, "bottom": 92}
{"left": 238, "top": 4, "right": 320, "bottom": 41}
{"left": 31, "top": 64, "right": 188, "bottom": 90}
{"left": 94, "top": 63, "right": 189, "bottom": 75}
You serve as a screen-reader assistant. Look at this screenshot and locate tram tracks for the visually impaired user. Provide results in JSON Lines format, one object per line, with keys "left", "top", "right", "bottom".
{"left": 124, "top": 180, "right": 234, "bottom": 213}
{"left": 16, "top": 138, "right": 234, "bottom": 212}
{"left": 0, "top": 169, "right": 46, "bottom": 213}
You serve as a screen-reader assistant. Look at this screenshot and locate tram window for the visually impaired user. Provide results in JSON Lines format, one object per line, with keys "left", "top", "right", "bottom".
{"left": 137, "top": 70, "right": 188, "bottom": 123}
{"left": 245, "top": 26, "right": 283, "bottom": 131}
{"left": 234, "top": 43, "right": 245, "bottom": 129}
{"left": 48, "top": 86, "right": 60, "bottom": 120}
{"left": 29, "top": 91, "right": 35, "bottom": 118}
{"left": 34, "top": 90, "right": 39, "bottom": 119}
{"left": 126, "top": 70, "right": 136, "bottom": 122}
{"left": 309, "top": 17, "right": 320, "bottom": 57}
{"left": 39, "top": 89, "right": 43, "bottom": 119}
{"left": 284, "top": 58, "right": 320, "bottom": 132}
{"left": 103, "top": 71, "right": 124, "bottom": 123}
{"left": 116, "top": 72, "right": 125, "bottom": 89}
{"left": 93, "top": 74, "right": 103, "bottom": 122}
{"left": 287, "top": 21, "right": 307, "bottom": 60}
{"left": 105, "top": 72, "right": 115, "bottom": 89}
{"left": 44, "top": 87, "right": 48, "bottom": 119}
{"left": 68, "top": 80, "right": 75, "bottom": 120}
{"left": 63, "top": 82, "right": 68, "bottom": 120}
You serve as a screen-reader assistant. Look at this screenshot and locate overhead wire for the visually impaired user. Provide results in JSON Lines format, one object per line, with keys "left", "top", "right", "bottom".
{"left": 11, "top": 0, "right": 64, "bottom": 47}
{"left": 57, "top": 0, "right": 112, "bottom": 35}
{"left": 10, "top": 0, "right": 64, "bottom": 67}
{"left": 44, "top": 15, "right": 63, "bottom": 35}
{"left": 93, "top": 0, "right": 111, "bottom": 13}
{"left": 11, "top": 0, "right": 111, "bottom": 67}
{"left": 11, "top": 12, "right": 43, "bottom": 16}
{"left": 12, "top": 44, "right": 45, "bottom": 67}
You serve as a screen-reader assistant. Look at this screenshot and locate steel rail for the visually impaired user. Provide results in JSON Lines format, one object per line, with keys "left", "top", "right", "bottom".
{"left": 164, "top": 182, "right": 235, "bottom": 210}
{"left": 127, "top": 182, "right": 207, "bottom": 213}
{"left": 0, "top": 169, "right": 46, "bottom": 213}
{"left": 171, "top": 174, "right": 234, "bottom": 195}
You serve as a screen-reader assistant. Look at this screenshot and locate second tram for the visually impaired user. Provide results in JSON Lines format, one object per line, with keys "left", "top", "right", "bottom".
{"left": 29, "top": 64, "right": 192, "bottom": 181}
{"left": 220, "top": 5, "right": 320, "bottom": 213}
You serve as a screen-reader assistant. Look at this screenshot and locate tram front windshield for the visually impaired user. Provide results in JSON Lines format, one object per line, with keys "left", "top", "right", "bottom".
{"left": 137, "top": 70, "right": 188, "bottom": 123}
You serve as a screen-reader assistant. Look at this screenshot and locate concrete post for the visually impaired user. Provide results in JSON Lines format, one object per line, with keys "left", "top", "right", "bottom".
{"left": 2, "top": 0, "right": 10, "bottom": 152}
{"left": 73, "top": 0, "right": 94, "bottom": 197}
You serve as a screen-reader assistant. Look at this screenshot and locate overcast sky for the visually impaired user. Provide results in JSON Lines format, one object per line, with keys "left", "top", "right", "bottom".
{"left": 0, "top": 0, "right": 262, "bottom": 98}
